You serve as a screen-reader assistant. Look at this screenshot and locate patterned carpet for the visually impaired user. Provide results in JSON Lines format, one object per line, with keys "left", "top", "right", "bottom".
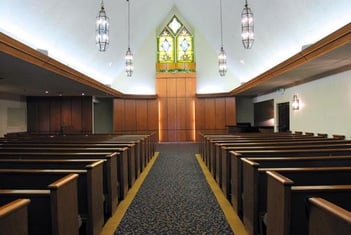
{"left": 114, "top": 143, "right": 234, "bottom": 234}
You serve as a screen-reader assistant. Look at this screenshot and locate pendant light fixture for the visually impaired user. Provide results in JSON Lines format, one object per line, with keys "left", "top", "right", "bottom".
{"left": 125, "top": 0, "right": 133, "bottom": 77}
{"left": 96, "top": 0, "right": 109, "bottom": 52}
{"left": 241, "top": 0, "right": 254, "bottom": 49}
{"left": 218, "top": 0, "right": 227, "bottom": 76}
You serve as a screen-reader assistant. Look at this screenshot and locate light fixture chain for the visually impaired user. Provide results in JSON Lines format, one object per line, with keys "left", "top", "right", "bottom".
{"left": 127, "top": 0, "right": 130, "bottom": 48}
{"left": 220, "top": 0, "right": 224, "bottom": 47}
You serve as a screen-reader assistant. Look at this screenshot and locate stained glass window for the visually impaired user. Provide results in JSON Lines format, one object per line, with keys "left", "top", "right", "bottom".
{"left": 157, "top": 15, "right": 195, "bottom": 72}
{"left": 177, "top": 27, "right": 193, "bottom": 62}
{"left": 158, "top": 29, "right": 174, "bottom": 63}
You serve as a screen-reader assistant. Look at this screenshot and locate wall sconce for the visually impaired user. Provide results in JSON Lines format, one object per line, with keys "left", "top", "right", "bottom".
{"left": 292, "top": 95, "right": 300, "bottom": 110}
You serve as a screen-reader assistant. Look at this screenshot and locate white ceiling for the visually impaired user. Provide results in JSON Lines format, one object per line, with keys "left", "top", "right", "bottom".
{"left": 1, "top": 0, "right": 351, "bottom": 95}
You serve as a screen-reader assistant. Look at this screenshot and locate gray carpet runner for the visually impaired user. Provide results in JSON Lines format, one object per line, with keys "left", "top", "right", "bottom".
{"left": 114, "top": 143, "right": 233, "bottom": 234}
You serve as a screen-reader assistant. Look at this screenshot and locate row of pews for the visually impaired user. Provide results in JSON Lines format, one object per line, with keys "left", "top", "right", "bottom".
{"left": 0, "top": 133, "right": 156, "bottom": 235}
{"left": 199, "top": 131, "right": 351, "bottom": 235}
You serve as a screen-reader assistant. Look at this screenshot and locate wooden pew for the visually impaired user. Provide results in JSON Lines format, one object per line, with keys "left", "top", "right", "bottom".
{"left": 0, "top": 158, "right": 117, "bottom": 219}
{"left": 0, "top": 173, "right": 79, "bottom": 235}
{"left": 0, "top": 137, "right": 143, "bottom": 185}
{"left": 0, "top": 141, "right": 138, "bottom": 187}
{"left": 206, "top": 134, "right": 328, "bottom": 181}
{"left": 266, "top": 168, "right": 351, "bottom": 235}
{"left": 201, "top": 133, "right": 325, "bottom": 167}
{"left": 307, "top": 197, "right": 351, "bottom": 235}
{"left": 0, "top": 198, "right": 31, "bottom": 235}
{"left": 241, "top": 156, "right": 351, "bottom": 235}
{"left": 216, "top": 139, "right": 351, "bottom": 193}
{"left": 0, "top": 167, "right": 103, "bottom": 235}
{"left": 0, "top": 151, "right": 119, "bottom": 217}
{"left": 230, "top": 148, "right": 351, "bottom": 218}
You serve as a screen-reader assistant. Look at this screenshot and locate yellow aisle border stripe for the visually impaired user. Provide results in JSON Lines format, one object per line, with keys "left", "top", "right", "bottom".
{"left": 195, "top": 154, "right": 248, "bottom": 235}
{"left": 101, "top": 152, "right": 160, "bottom": 235}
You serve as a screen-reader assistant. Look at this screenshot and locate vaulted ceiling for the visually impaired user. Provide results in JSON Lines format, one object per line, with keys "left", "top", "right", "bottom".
{"left": 1, "top": 0, "right": 351, "bottom": 97}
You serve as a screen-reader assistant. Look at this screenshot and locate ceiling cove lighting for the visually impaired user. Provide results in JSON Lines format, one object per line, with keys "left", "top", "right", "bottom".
{"left": 125, "top": 0, "right": 133, "bottom": 77}
{"left": 96, "top": 0, "right": 109, "bottom": 52}
{"left": 241, "top": 0, "right": 254, "bottom": 49}
{"left": 218, "top": 0, "right": 227, "bottom": 77}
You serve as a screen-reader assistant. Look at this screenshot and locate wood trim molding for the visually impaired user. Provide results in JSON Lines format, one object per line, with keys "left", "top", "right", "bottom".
{"left": 230, "top": 22, "right": 351, "bottom": 96}
{"left": 0, "top": 32, "right": 124, "bottom": 97}
{"left": 196, "top": 92, "right": 232, "bottom": 98}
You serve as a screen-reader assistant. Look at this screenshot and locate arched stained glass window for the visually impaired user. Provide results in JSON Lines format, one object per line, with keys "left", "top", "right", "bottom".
{"left": 158, "top": 29, "right": 174, "bottom": 63}
{"left": 157, "top": 15, "right": 195, "bottom": 72}
{"left": 177, "top": 27, "right": 193, "bottom": 62}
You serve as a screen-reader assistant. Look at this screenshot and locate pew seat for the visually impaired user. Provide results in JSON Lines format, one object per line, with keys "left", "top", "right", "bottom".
{"left": 308, "top": 197, "right": 351, "bottom": 235}
{"left": 0, "top": 198, "right": 30, "bottom": 235}
{"left": 0, "top": 173, "right": 79, "bottom": 235}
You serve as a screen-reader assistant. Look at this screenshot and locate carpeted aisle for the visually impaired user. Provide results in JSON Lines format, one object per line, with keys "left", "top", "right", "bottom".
{"left": 114, "top": 143, "right": 234, "bottom": 234}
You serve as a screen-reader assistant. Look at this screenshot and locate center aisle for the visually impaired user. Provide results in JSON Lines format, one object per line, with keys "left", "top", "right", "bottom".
{"left": 113, "top": 142, "right": 234, "bottom": 234}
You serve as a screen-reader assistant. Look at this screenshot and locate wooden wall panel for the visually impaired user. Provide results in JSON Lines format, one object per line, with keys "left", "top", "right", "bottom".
{"left": 167, "top": 130, "right": 177, "bottom": 142}
{"left": 194, "top": 96, "right": 236, "bottom": 140}
{"left": 166, "top": 78, "right": 177, "bottom": 97}
{"left": 113, "top": 99, "right": 126, "bottom": 132}
{"left": 177, "top": 98, "right": 186, "bottom": 129}
{"left": 61, "top": 99, "right": 72, "bottom": 127}
{"left": 156, "top": 78, "right": 167, "bottom": 97}
{"left": 176, "top": 78, "right": 186, "bottom": 97}
{"left": 167, "top": 98, "right": 177, "bottom": 130}
{"left": 195, "top": 98, "right": 205, "bottom": 130}
{"left": 204, "top": 99, "right": 216, "bottom": 130}
{"left": 125, "top": 99, "right": 136, "bottom": 131}
{"left": 71, "top": 99, "right": 82, "bottom": 132}
{"left": 38, "top": 100, "right": 50, "bottom": 133}
{"left": 81, "top": 97, "right": 92, "bottom": 133}
{"left": 156, "top": 73, "right": 196, "bottom": 142}
{"left": 26, "top": 100, "right": 38, "bottom": 133}
{"left": 215, "top": 98, "right": 226, "bottom": 129}
{"left": 186, "top": 78, "right": 196, "bottom": 97}
{"left": 27, "top": 96, "right": 92, "bottom": 134}
{"left": 225, "top": 97, "right": 236, "bottom": 125}
{"left": 185, "top": 98, "right": 194, "bottom": 130}
{"left": 148, "top": 100, "right": 158, "bottom": 131}
{"left": 159, "top": 98, "right": 168, "bottom": 132}
{"left": 50, "top": 98, "right": 61, "bottom": 133}
{"left": 136, "top": 100, "right": 148, "bottom": 131}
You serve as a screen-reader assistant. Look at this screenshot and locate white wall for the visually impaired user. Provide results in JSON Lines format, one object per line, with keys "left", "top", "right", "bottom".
{"left": 0, "top": 95, "right": 27, "bottom": 137}
{"left": 254, "top": 70, "right": 351, "bottom": 139}
{"left": 111, "top": 25, "right": 241, "bottom": 95}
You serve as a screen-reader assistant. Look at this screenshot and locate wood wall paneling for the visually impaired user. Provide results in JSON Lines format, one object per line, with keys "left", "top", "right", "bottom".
{"left": 195, "top": 98, "right": 205, "bottom": 131}
{"left": 215, "top": 98, "right": 226, "bottom": 129}
{"left": 136, "top": 100, "right": 148, "bottom": 131}
{"left": 81, "top": 97, "right": 92, "bottom": 133}
{"left": 204, "top": 98, "right": 216, "bottom": 130}
{"left": 38, "top": 99, "right": 50, "bottom": 133}
{"left": 147, "top": 100, "right": 159, "bottom": 131}
{"left": 167, "top": 98, "right": 177, "bottom": 130}
{"left": 113, "top": 99, "right": 126, "bottom": 132}
{"left": 176, "top": 78, "right": 186, "bottom": 97}
{"left": 176, "top": 98, "right": 186, "bottom": 130}
{"left": 71, "top": 98, "right": 82, "bottom": 132}
{"left": 125, "top": 99, "right": 136, "bottom": 131}
{"left": 166, "top": 78, "right": 177, "bottom": 97}
{"left": 61, "top": 98, "right": 72, "bottom": 128}
{"left": 50, "top": 98, "right": 62, "bottom": 133}
{"left": 186, "top": 78, "right": 196, "bottom": 97}
{"left": 225, "top": 97, "right": 236, "bottom": 126}
{"left": 27, "top": 96, "right": 93, "bottom": 134}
